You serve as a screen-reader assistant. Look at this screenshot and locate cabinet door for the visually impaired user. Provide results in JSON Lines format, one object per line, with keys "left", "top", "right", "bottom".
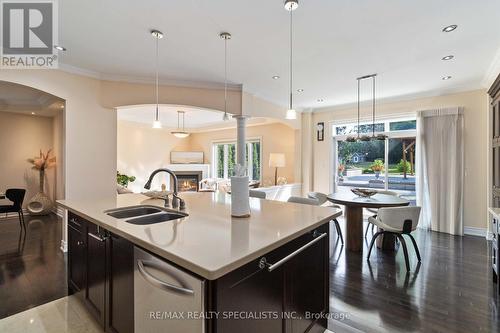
{"left": 285, "top": 225, "right": 329, "bottom": 333}
{"left": 106, "top": 233, "right": 134, "bottom": 333}
{"left": 215, "top": 256, "right": 285, "bottom": 332}
{"left": 68, "top": 224, "right": 85, "bottom": 293}
{"left": 85, "top": 223, "right": 107, "bottom": 327}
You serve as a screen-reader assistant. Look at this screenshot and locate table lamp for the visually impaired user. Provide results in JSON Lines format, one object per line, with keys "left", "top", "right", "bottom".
{"left": 269, "top": 153, "right": 286, "bottom": 186}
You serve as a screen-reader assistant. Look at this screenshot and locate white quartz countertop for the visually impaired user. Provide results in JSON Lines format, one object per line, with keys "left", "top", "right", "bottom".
{"left": 58, "top": 193, "right": 341, "bottom": 280}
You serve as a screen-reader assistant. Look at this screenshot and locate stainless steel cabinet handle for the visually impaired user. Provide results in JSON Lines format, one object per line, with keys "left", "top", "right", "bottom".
{"left": 88, "top": 232, "right": 107, "bottom": 242}
{"left": 137, "top": 260, "right": 194, "bottom": 296}
{"left": 259, "top": 232, "right": 327, "bottom": 272}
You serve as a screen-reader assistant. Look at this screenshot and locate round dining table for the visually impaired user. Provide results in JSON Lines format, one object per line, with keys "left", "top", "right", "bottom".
{"left": 327, "top": 192, "right": 410, "bottom": 252}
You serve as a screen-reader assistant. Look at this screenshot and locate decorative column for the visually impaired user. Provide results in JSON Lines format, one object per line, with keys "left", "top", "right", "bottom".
{"left": 234, "top": 115, "right": 249, "bottom": 167}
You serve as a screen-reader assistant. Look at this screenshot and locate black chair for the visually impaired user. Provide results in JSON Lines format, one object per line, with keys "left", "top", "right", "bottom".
{"left": 0, "top": 189, "right": 26, "bottom": 231}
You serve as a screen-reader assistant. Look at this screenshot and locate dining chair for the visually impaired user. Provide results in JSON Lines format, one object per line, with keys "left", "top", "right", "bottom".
{"left": 288, "top": 194, "right": 344, "bottom": 245}
{"left": 365, "top": 190, "right": 399, "bottom": 238}
{"left": 249, "top": 189, "right": 266, "bottom": 199}
{"left": 366, "top": 206, "right": 422, "bottom": 271}
{"left": 307, "top": 192, "right": 344, "bottom": 245}
{"left": 0, "top": 189, "right": 27, "bottom": 231}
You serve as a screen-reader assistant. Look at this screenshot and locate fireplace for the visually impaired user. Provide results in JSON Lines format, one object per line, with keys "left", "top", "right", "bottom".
{"left": 173, "top": 171, "right": 203, "bottom": 192}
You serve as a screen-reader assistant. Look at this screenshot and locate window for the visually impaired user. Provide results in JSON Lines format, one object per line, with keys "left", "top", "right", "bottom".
{"left": 213, "top": 139, "right": 261, "bottom": 181}
{"left": 333, "top": 117, "right": 417, "bottom": 205}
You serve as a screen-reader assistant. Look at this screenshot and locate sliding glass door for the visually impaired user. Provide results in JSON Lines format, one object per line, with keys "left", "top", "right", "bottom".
{"left": 332, "top": 118, "right": 416, "bottom": 205}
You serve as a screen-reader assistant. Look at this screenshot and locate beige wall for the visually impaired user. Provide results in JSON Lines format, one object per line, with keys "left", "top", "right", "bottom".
{"left": 117, "top": 121, "right": 298, "bottom": 187}
{"left": 0, "top": 111, "right": 60, "bottom": 207}
{"left": 306, "top": 89, "right": 489, "bottom": 230}
{"left": 189, "top": 122, "right": 297, "bottom": 185}
{"left": 117, "top": 120, "right": 190, "bottom": 192}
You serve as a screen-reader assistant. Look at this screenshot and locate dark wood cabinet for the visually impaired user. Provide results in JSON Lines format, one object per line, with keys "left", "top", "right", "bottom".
{"left": 68, "top": 213, "right": 85, "bottom": 293}
{"left": 210, "top": 223, "right": 330, "bottom": 333}
{"left": 106, "top": 233, "right": 134, "bottom": 333}
{"left": 84, "top": 223, "right": 107, "bottom": 326}
{"left": 68, "top": 211, "right": 330, "bottom": 333}
{"left": 67, "top": 213, "right": 134, "bottom": 333}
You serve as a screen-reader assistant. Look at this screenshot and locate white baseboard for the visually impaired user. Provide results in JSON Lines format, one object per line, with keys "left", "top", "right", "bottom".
{"left": 53, "top": 206, "right": 64, "bottom": 217}
{"left": 0, "top": 209, "right": 29, "bottom": 219}
{"left": 463, "top": 226, "right": 489, "bottom": 238}
{"left": 60, "top": 239, "right": 67, "bottom": 253}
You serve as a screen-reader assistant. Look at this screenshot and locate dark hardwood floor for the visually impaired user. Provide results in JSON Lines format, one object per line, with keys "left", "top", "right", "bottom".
{"left": 328, "top": 218, "right": 500, "bottom": 333}
{"left": 0, "top": 213, "right": 67, "bottom": 319}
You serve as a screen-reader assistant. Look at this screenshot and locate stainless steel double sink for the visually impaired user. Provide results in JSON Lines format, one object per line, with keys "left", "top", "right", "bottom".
{"left": 105, "top": 205, "right": 188, "bottom": 225}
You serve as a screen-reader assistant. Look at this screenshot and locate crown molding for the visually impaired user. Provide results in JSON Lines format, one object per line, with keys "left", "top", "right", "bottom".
{"left": 312, "top": 84, "right": 484, "bottom": 114}
{"left": 58, "top": 62, "right": 242, "bottom": 91}
{"left": 482, "top": 46, "right": 500, "bottom": 89}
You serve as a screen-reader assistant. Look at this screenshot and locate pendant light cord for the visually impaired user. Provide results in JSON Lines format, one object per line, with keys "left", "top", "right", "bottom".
{"left": 357, "top": 78, "right": 360, "bottom": 138}
{"left": 372, "top": 75, "right": 375, "bottom": 137}
{"left": 289, "top": 8, "right": 293, "bottom": 110}
{"left": 224, "top": 36, "right": 228, "bottom": 117}
{"left": 155, "top": 35, "right": 159, "bottom": 122}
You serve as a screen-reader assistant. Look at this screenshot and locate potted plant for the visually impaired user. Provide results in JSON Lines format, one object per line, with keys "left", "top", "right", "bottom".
{"left": 27, "top": 149, "right": 56, "bottom": 215}
{"left": 117, "top": 171, "right": 136, "bottom": 188}
{"left": 370, "top": 159, "right": 384, "bottom": 179}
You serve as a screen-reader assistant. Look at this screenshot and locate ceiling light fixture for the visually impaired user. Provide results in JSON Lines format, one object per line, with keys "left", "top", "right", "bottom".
{"left": 317, "top": 98, "right": 324, "bottom": 102}
{"left": 151, "top": 29, "right": 164, "bottom": 129}
{"left": 53, "top": 45, "right": 66, "bottom": 51}
{"left": 220, "top": 32, "right": 232, "bottom": 121}
{"left": 285, "top": 0, "right": 299, "bottom": 120}
{"left": 171, "top": 111, "right": 190, "bottom": 138}
{"left": 272, "top": 75, "right": 280, "bottom": 80}
{"left": 442, "top": 55, "right": 454, "bottom": 61}
{"left": 31, "top": 112, "right": 35, "bottom": 115}
{"left": 297, "top": 88, "right": 304, "bottom": 92}
{"left": 442, "top": 75, "right": 452, "bottom": 80}
{"left": 442, "top": 25, "right": 457, "bottom": 33}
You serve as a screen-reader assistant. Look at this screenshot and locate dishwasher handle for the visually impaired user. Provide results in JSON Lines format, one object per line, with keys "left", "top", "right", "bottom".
{"left": 137, "top": 259, "right": 195, "bottom": 296}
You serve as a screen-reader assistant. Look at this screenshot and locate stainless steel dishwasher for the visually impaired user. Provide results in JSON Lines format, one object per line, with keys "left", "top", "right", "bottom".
{"left": 134, "top": 247, "right": 205, "bottom": 333}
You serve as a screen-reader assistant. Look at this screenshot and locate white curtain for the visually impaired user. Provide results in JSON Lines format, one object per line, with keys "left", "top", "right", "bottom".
{"left": 416, "top": 107, "right": 464, "bottom": 235}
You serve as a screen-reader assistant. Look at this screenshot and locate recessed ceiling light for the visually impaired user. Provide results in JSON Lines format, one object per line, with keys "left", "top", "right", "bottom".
{"left": 442, "top": 55, "right": 454, "bottom": 61}
{"left": 297, "top": 89, "right": 304, "bottom": 92}
{"left": 442, "top": 25, "right": 457, "bottom": 33}
{"left": 31, "top": 112, "right": 36, "bottom": 115}
{"left": 442, "top": 76, "right": 452, "bottom": 80}
{"left": 272, "top": 75, "right": 280, "bottom": 80}
{"left": 317, "top": 98, "right": 324, "bottom": 102}
{"left": 53, "top": 45, "right": 66, "bottom": 51}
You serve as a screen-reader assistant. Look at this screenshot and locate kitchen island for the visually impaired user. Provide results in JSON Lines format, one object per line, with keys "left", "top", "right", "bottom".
{"left": 58, "top": 192, "right": 341, "bottom": 333}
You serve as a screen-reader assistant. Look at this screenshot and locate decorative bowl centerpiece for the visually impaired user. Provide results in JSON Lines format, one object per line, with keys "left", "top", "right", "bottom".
{"left": 351, "top": 188, "right": 378, "bottom": 198}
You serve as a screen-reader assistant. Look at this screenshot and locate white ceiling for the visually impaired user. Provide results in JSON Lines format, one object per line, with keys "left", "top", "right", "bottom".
{"left": 117, "top": 104, "right": 279, "bottom": 130}
{"left": 0, "top": 81, "right": 64, "bottom": 116}
{"left": 58, "top": 0, "right": 500, "bottom": 109}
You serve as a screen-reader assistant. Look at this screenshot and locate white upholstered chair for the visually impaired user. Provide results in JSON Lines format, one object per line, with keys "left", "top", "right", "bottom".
{"left": 367, "top": 206, "right": 422, "bottom": 271}
{"left": 365, "top": 190, "right": 399, "bottom": 238}
{"left": 249, "top": 189, "right": 266, "bottom": 199}
{"left": 287, "top": 194, "right": 344, "bottom": 245}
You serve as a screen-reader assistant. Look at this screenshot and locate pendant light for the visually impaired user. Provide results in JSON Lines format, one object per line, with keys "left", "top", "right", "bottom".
{"left": 171, "top": 111, "right": 190, "bottom": 138}
{"left": 285, "top": 0, "right": 298, "bottom": 120}
{"left": 151, "top": 29, "right": 163, "bottom": 129}
{"left": 346, "top": 74, "right": 385, "bottom": 142}
{"left": 220, "top": 32, "right": 231, "bottom": 121}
